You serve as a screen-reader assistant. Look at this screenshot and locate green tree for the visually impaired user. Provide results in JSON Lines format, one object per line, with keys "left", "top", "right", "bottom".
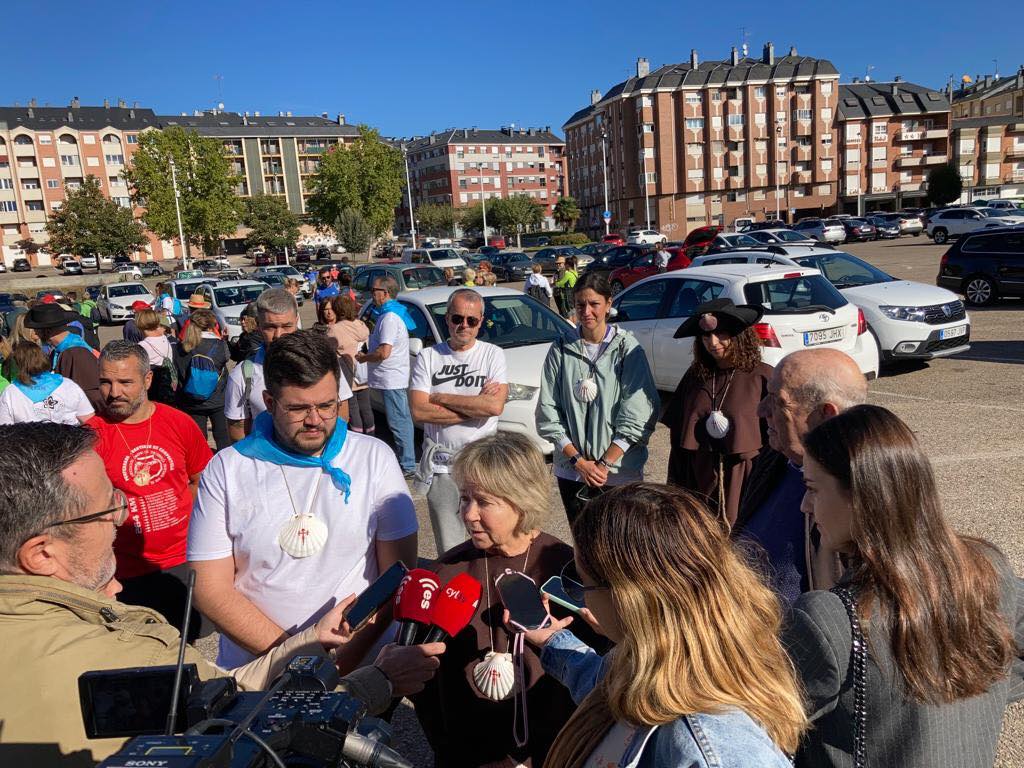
{"left": 490, "top": 194, "right": 545, "bottom": 247}
{"left": 243, "top": 194, "right": 301, "bottom": 252}
{"left": 415, "top": 202, "right": 458, "bottom": 237}
{"left": 45, "top": 176, "right": 147, "bottom": 261}
{"left": 926, "top": 164, "right": 963, "bottom": 207}
{"left": 306, "top": 126, "right": 404, "bottom": 239}
{"left": 335, "top": 207, "right": 374, "bottom": 256}
{"left": 552, "top": 196, "right": 581, "bottom": 231}
{"left": 123, "top": 126, "right": 242, "bottom": 256}
{"left": 458, "top": 202, "right": 485, "bottom": 234}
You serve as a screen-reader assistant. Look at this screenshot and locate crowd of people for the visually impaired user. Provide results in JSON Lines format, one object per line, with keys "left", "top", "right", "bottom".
{"left": 0, "top": 268, "right": 1021, "bottom": 768}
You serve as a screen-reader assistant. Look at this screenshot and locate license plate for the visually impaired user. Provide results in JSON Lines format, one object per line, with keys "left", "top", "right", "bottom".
{"left": 803, "top": 326, "right": 845, "bottom": 346}
{"left": 939, "top": 325, "right": 967, "bottom": 340}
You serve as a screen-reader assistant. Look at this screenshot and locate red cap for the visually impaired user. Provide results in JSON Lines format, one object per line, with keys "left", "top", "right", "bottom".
{"left": 394, "top": 569, "right": 440, "bottom": 625}
{"left": 428, "top": 572, "right": 482, "bottom": 637}
{"left": 41, "top": 294, "right": 57, "bottom": 304}
{"left": 130, "top": 300, "right": 151, "bottom": 311}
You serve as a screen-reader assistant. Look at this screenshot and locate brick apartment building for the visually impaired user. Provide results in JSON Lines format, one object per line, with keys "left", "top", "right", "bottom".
{"left": 949, "top": 67, "right": 1024, "bottom": 203}
{"left": 395, "top": 127, "right": 567, "bottom": 234}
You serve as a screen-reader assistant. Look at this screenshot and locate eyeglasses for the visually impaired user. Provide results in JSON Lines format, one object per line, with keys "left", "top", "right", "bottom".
{"left": 560, "top": 560, "right": 607, "bottom": 605}
{"left": 279, "top": 400, "right": 339, "bottom": 422}
{"left": 371, "top": 288, "right": 389, "bottom": 294}
{"left": 46, "top": 490, "right": 130, "bottom": 530}
{"left": 448, "top": 314, "right": 481, "bottom": 328}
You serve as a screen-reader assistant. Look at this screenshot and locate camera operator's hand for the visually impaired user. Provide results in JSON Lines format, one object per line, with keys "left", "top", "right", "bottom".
{"left": 503, "top": 597, "right": 573, "bottom": 650}
{"left": 373, "top": 642, "right": 446, "bottom": 697}
{"left": 315, "top": 594, "right": 358, "bottom": 651}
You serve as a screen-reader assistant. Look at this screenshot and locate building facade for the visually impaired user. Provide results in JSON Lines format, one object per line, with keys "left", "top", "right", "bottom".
{"left": 395, "top": 127, "right": 567, "bottom": 234}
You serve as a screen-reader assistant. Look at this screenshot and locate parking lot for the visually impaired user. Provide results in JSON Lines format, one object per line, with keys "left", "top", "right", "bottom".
{"left": 10, "top": 238, "right": 1024, "bottom": 766}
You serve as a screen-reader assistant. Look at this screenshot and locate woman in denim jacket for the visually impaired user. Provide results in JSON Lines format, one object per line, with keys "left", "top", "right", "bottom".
{"left": 521, "top": 483, "right": 807, "bottom": 767}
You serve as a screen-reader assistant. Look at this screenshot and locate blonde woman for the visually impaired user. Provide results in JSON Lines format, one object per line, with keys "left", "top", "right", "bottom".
{"left": 525, "top": 483, "right": 807, "bottom": 768}
{"left": 135, "top": 309, "right": 177, "bottom": 405}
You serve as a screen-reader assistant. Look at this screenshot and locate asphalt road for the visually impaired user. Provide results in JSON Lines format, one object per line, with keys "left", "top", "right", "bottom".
{"left": 74, "top": 240, "right": 1024, "bottom": 767}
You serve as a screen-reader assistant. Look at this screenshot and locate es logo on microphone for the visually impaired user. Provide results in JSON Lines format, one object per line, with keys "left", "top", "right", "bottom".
{"left": 417, "top": 576, "right": 439, "bottom": 610}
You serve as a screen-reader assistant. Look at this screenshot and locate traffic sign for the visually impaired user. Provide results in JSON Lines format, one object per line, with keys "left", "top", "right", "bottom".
{"left": 602, "top": 210, "right": 612, "bottom": 221}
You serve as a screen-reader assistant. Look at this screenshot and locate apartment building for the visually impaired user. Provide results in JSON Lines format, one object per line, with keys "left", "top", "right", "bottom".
{"left": 395, "top": 127, "right": 567, "bottom": 233}
{"left": 950, "top": 67, "right": 1024, "bottom": 202}
{"left": 836, "top": 81, "right": 950, "bottom": 213}
{"left": 0, "top": 99, "right": 162, "bottom": 265}
{"left": 564, "top": 43, "right": 842, "bottom": 236}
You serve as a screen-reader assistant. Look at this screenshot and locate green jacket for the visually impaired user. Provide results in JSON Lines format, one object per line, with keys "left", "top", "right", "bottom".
{"left": 0, "top": 369, "right": 8, "bottom": 394}
{"left": 553, "top": 269, "right": 578, "bottom": 289}
{"left": 0, "top": 575, "right": 391, "bottom": 767}
{"left": 535, "top": 325, "right": 659, "bottom": 480}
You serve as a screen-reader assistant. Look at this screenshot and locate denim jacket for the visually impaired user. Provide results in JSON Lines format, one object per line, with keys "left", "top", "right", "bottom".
{"left": 540, "top": 630, "right": 793, "bottom": 768}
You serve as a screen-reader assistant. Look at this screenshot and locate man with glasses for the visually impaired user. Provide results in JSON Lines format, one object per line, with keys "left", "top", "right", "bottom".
{"left": 88, "top": 340, "right": 212, "bottom": 639}
{"left": 0, "top": 422, "right": 444, "bottom": 766}
{"left": 409, "top": 288, "right": 507, "bottom": 553}
{"left": 190, "top": 331, "right": 418, "bottom": 670}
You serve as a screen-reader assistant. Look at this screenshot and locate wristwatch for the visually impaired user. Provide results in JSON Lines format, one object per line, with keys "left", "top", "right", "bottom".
{"left": 596, "top": 458, "right": 609, "bottom": 468}
{"left": 568, "top": 454, "right": 581, "bottom": 467}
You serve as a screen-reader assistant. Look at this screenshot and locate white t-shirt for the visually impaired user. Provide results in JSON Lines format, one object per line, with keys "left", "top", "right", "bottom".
{"left": 139, "top": 334, "right": 173, "bottom": 366}
{"left": 410, "top": 341, "right": 507, "bottom": 471}
{"left": 524, "top": 273, "right": 553, "bottom": 296}
{"left": 187, "top": 430, "right": 418, "bottom": 668}
{"left": 0, "top": 377, "right": 94, "bottom": 426}
{"left": 367, "top": 311, "right": 410, "bottom": 390}
{"left": 224, "top": 350, "right": 353, "bottom": 422}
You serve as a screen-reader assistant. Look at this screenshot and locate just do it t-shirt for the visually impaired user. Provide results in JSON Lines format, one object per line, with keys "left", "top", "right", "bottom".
{"left": 89, "top": 403, "right": 213, "bottom": 578}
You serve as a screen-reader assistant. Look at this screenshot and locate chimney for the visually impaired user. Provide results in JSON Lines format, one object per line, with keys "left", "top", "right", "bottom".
{"left": 103, "top": 98, "right": 109, "bottom": 108}
{"left": 985, "top": 75, "right": 992, "bottom": 88}
{"left": 254, "top": 111, "right": 260, "bottom": 116}
{"left": 321, "top": 111, "right": 328, "bottom": 119}
{"left": 242, "top": 114, "right": 248, "bottom": 126}
{"left": 891, "top": 83, "right": 899, "bottom": 97}
{"left": 590, "top": 89, "right": 602, "bottom": 105}
{"left": 277, "top": 111, "right": 284, "bottom": 117}
{"left": 71, "top": 96, "right": 80, "bottom": 109}
{"left": 463, "top": 128, "right": 468, "bottom": 138}
{"left": 67, "top": 111, "right": 74, "bottom": 123}
{"left": 286, "top": 111, "right": 292, "bottom": 117}
{"left": 29, "top": 97, "right": 37, "bottom": 108}
{"left": 337, "top": 113, "right": 345, "bottom": 125}
{"left": 133, "top": 101, "right": 138, "bottom": 108}
{"left": 1017, "top": 65, "right": 1024, "bottom": 88}
{"left": 731, "top": 47, "right": 739, "bottom": 66}
{"left": 118, "top": 99, "right": 126, "bottom": 108}
{"left": 789, "top": 45, "right": 797, "bottom": 57}
{"left": 129, "top": 109, "right": 135, "bottom": 119}
{"left": 690, "top": 49, "right": 699, "bottom": 68}
{"left": 636, "top": 57, "right": 650, "bottom": 78}
{"left": 763, "top": 42, "right": 775, "bottom": 66}
{"left": 27, "top": 107, "right": 34, "bottom": 119}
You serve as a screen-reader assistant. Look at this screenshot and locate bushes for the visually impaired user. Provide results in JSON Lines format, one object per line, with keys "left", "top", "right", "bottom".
{"left": 549, "top": 233, "right": 590, "bottom": 246}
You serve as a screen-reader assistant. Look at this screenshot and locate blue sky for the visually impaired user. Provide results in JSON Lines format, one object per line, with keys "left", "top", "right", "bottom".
{"left": 4, "top": 1, "right": 1018, "bottom": 139}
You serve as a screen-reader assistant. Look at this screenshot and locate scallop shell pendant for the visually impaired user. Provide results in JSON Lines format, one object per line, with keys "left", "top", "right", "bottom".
{"left": 573, "top": 377, "right": 598, "bottom": 403}
{"left": 706, "top": 409, "right": 731, "bottom": 439}
{"left": 278, "top": 513, "right": 329, "bottom": 558}
{"left": 472, "top": 650, "right": 515, "bottom": 701}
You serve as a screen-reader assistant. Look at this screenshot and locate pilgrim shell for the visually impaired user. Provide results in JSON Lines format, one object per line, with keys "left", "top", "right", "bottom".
{"left": 278, "top": 514, "right": 329, "bottom": 558}
{"left": 706, "top": 409, "right": 731, "bottom": 439}
{"left": 472, "top": 650, "right": 515, "bottom": 701}
{"left": 573, "top": 377, "right": 599, "bottom": 403}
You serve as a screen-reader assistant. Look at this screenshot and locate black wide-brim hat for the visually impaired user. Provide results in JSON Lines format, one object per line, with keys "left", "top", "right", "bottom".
{"left": 674, "top": 297, "right": 764, "bottom": 339}
{"left": 23, "top": 303, "right": 78, "bottom": 330}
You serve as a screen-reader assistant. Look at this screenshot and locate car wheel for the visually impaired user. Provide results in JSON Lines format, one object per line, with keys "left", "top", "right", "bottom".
{"left": 611, "top": 280, "right": 625, "bottom": 296}
{"left": 932, "top": 228, "right": 948, "bottom": 244}
{"left": 963, "top": 275, "right": 997, "bottom": 306}
{"left": 913, "top": 232, "right": 921, "bottom": 237}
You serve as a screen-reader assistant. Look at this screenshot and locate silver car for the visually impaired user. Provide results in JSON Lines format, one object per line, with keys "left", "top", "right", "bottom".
{"left": 194, "top": 280, "right": 270, "bottom": 341}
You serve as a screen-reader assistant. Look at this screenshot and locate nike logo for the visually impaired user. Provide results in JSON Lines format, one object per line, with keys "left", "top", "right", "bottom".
{"left": 431, "top": 363, "right": 487, "bottom": 389}
{"left": 431, "top": 373, "right": 468, "bottom": 386}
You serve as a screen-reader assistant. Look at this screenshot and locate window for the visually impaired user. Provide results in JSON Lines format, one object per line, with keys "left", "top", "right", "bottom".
{"left": 728, "top": 165, "right": 741, "bottom": 178}
{"left": 19, "top": 179, "right": 38, "bottom": 189}
{"left": 47, "top": 179, "right": 60, "bottom": 189}
{"left": 685, "top": 93, "right": 701, "bottom": 105}
{"left": 821, "top": 81, "right": 834, "bottom": 95}
{"left": 728, "top": 114, "right": 745, "bottom": 126}
{"left": 795, "top": 109, "right": 812, "bottom": 121}
{"left": 873, "top": 123, "right": 888, "bottom": 138}
{"left": 0, "top": 201, "right": 17, "bottom": 212}
{"left": 901, "top": 144, "right": 911, "bottom": 156}
{"left": 0, "top": 178, "right": 13, "bottom": 189}
{"left": 756, "top": 163, "right": 767, "bottom": 176}
{"left": 14, "top": 135, "right": 33, "bottom": 145}
{"left": 754, "top": 112, "right": 766, "bottom": 125}
{"left": 26, "top": 201, "right": 44, "bottom": 211}
{"left": 776, "top": 87, "right": 786, "bottom": 98}
{"left": 821, "top": 108, "right": 832, "bottom": 122}
{"left": 776, "top": 111, "right": 787, "bottom": 123}
{"left": 103, "top": 134, "right": 122, "bottom": 145}
{"left": 685, "top": 118, "right": 705, "bottom": 130}
{"left": 87, "top": 157, "right": 100, "bottom": 167}
{"left": 126, "top": 134, "right": 138, "bottom": 144}
{"left": 821, "top": 134, "right": 833, "bottom": 148}
{"left": 754, "top": 86, "right": 767, "bottom": 99}
{"left": 686, "top": 142, "right": 703, "bottom": 156}
{"left": 796, "top": 136, "right": 811, "bottom": 147}
{"left": 711, "top": 91, "right": 722, "bottom": 102}
{"left": 711, "top": 115, "right": 722, "bottom": 129}
{"left": 821, "top": 159, "right": 833, "bottom": 172}
{"left": 60, "top": 154, "right": 79, "bottom": 166}
{"left": 665, "top": 279, "right": 723, "bottom": 318}
{"left": 614, "top": 280, "right": 668, "bottom": 321}
{"left": 38, "top": 134, "right": 52, "bottom": 145}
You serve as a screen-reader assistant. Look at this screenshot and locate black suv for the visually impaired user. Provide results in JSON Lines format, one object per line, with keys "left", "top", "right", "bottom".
{"left": 937, "top": 225, "right": 1024, "bottom": 306}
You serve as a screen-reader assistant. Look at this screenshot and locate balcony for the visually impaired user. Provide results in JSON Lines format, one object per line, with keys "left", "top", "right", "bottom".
{"left": 899, "top": 182, "right": 923, "bottom": 192}
{"left": 13, "top": 143, "right": 35, "bottom": 156}
{"left": 923, "top": 154, "right": 948, "bottom": 165}
{"left": 924, "top": 128, "right": 949, "bottom": 140}
{"left": 1007, "top": 145, "right": 1024, "bottom": 158}
{"left": 898, "top": 131, "right": 923, "bottom": 141}
{"left": 898, "top": 155, "right": 924, "bottom": 167}
{"left": 1007, "top": 172, "right": 1024, "bottom": 183}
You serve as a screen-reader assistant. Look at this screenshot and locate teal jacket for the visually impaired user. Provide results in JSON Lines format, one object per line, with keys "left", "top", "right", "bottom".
{"left": 535, "top": 325, "right": 659, "bottom": 480}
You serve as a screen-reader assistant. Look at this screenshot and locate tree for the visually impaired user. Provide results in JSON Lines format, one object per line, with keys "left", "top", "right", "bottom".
{"left": 415, "top": 202, "right": 458, "bottom": 237}
{"left": 458, "top": 202, "right": 485, "bottom": 234}
{"left": 335, "top": 207, "right": 374, "bottom": 256}
{"left": 306, "top": 126, "right": 405, "bottom": 239}
{"left": 926, "top": 164, "right": 963, "bottom": 207}
{"left": 490, "top": 195, "right": 545, "bottom": 246}
{"left": 14, "top": 238, "right": 41, "bottom": 255}
{"left": 243, "top": 194, "right": 301, "bottom": 252}
{"left": 123, "top": 126, "right": 242, "bottom": 256}
{"left": 553, "top": 196, "right": 581, "bottom": 231}
{"left": 45, "top": 176, "right": 147, "bottom": 260}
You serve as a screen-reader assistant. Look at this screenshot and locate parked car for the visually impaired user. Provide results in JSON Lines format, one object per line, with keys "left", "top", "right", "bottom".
{"left": 11, "top": 258, "right": 31, "bottom": 272}
{"left": 165, "top": 277, "right": 219, "bottom": 303}
{"left": 792, "top": 217, "right": 847, "bottom": 244}
{"left": 315, "top": 246, "right": 332, "bottom": 261}
{"left": 193, "top": 280, "right": 271, "bottom": 341}
{"left": 96, "top": 282, "right": 155, "bottom": 324}
{"left": 255, "top": 265, "right": 312, "bottom": 297}
{"left": 486, "top": 235, "right": 507, "bottom": 249}
{"left": 926, "top": 208, "right": 1017, "bottom": 244}
{"left": 973, "top": 207, "right": 1024, "bottom": 225}
{"left": 359, "top": 286, "right": 571, "bottom": 454}
{"left": 602, "top": 233, "right": 626, "bottom": 246}
{"left": 738, "top": 219, "right": 788, "bottom": 232}
{"left": 867, "top": 216, "right": 901, "bottom": 239}
{"left": 704, "top": 233, "right": 765, "bottom": 253}
{"left": 477, "top": 246, "right": 502, "bottom": 259}
{"left": 982, "top": 199, "right": 1022, "bottom": 211}
{"left": 611, "top": 264, "right": 879, "bottom": 391}
{"left": 251, "top": 272, "right": 304, "bottom": 305}
{"left": 113, "top": 264, "right": 143, "bottom": 279}
{"left": 585, "top": 245, "right": 655, "bottom": 280}
{"left": 937, "top": 225, "right": 1024, "bottom": 306}
{"left": 608, "top": 247, "right": 692, "bottom": 294}
{"left": 60, "top": 260, "right": 83, "bottom": 275}
{"left": 490, "top": 252, "right": 535, "bottom": 282}
{"left": 743, "top": 228, "right": 818, "bottom": 246}
{"left": 532, "top": 246, "right": 585, "bottom": 274}
{"left": 678, "top": 225, "right": 724, "bottom": 259}
{"left": 523, "top": 235, "right": 551, "bottom": 248}
{"left": 579, "top": 242, "right": 614, "bottom": 258}
{"left": 839, "top": 218, "right": 877, "bottom": 242}
{"left": 401, "top": 247, "right": 467, "bottom": 274}
{"left": 626, "top": 229, "right": 667, "bottom": 246}
{"left": 79, "top": 255, "right": 98, "bottom": 270}
{"left": 351, "top": 263, "right": 447, "bottom": 303}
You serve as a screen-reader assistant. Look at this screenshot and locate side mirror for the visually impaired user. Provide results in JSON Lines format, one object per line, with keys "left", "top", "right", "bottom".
{"left": 408, "top": 338, "right": 424, "bottom": 356}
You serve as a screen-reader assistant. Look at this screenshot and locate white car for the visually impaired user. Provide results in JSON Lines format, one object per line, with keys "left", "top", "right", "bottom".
{"left": 792, "top": 218, "right": 847, "bottom": 244}
{"left": 114, "top": 264, "right": 143, "bottom": 279}
{"left": 96, "top": 282, "right": 155, "bottom": 324}
{"left": 983, "top": 199, "right": 1021, "bottom": 211}
{"left": 973, "top": 207, "right": 1024, "bottom": 225}
{"left": 692, "top": 249, "right": 970, "bottom": 364}
{"left": 611, "top": 264, "right": 879, "bottom": 391}
{"left": 255, "top": 265, "right": 312, "bottom": 297}
{"left": 401, "top": 247, "right": 468, "bottom": 274}
{"left": 626, "top": 229, "right": 667, "bottom": 245}
{"left": 358, "top": 285, "right": 571, "bottom": 454}
{"left": 193, "top": 280, "right": 270, "bottom": 342}
{"left": 79, "top": 255, "right": 98, "bottom": 270}
{"left": 743, "top": 228, "right": 818, "bottom": 246}
{"left": 926, "top": 208, "right": 1017, "bottom": 244}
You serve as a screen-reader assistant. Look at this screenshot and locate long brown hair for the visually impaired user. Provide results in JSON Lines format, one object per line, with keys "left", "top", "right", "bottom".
{"left": 12, "top": 340, "right": 51, "bottom": 385}
{"left": 544, "top": 484, "right": 807, "bottom": 768}
{"left": 803, "top": 405, "right": 1015, "bottom": 703}
{"left": 182, "top": 309, "right": 218, "bottom": 353}
{"left": 688, "top": 325, "right": 761, "bottom": 382}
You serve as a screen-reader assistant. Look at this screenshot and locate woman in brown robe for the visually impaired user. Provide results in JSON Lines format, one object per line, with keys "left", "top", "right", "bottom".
{"left": 664, "top": 298, "right": 771, "bottom": 525}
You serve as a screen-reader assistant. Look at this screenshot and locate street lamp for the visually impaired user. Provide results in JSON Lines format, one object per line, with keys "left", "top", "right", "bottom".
{"left": 402, "top": 144, "right": 417, "bottom": 249}
{"left": 600, "top": 128, "right": 610, "bottom": 236}
{"left": 480, "top": 168, "right": 489, "bottom": 245}
{"left": 168, "top": 156, "right": 188, "bottom": 270}
{"left": 640, "top": 129, "right": 652, "bottom": 229}
{"left": 775, "top": 120, "right": 784, "bottom": 221}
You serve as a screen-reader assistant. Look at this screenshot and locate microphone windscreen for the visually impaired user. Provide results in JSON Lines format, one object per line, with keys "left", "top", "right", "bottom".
{"left": 393, "top": 568, "right": 440, "bottom": 625}
{"left": 428, "top": 572, "right": 482, "bottom": 638}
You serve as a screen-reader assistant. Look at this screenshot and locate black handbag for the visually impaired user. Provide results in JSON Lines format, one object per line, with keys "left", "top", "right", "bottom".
{"left": 831, "top": 585, "right": 867, "bottom": 767}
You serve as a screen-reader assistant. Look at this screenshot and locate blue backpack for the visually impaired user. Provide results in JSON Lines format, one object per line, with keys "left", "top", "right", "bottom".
{"left": 182, "top": 352, "right": 220, "bottom": 401}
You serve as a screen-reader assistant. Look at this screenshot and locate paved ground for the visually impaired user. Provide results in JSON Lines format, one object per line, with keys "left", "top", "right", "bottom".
{"left": 73, "top": 239, "right": 1024, "bottom": 767}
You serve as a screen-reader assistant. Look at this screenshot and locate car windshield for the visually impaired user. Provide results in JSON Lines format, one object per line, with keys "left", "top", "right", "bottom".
{"left": 215, "top": 285, "right": 266, "bottom": 306}
{"left": 774, "top": 230, "right": 806, "bottom": 241}
{"left": 108, "top": 284, "right": 149, "bottom": 298}
{"left": 743, "top": 274, "right": 848, "bottom": 313}
{"left": 427, "top": 249, "right": 460, "bottom": 261}
{"left": 426, "top": 295, "right": 572, "bottom": 350}
{"left": 259, "top": 274, "right": 285, "bottom": 285}
{"left": 793, "top": 252, "right": 893, "bottom": 288}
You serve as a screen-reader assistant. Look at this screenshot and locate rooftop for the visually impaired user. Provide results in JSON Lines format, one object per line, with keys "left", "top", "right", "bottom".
{"left": 836, "top": 81, "right": 949, "bottom": 120}
{"left": 0, "top": 102, "right": 158, "bottom": 131}
{"left": 399, "top": 127, "right": 564, "bottom": 151}
{"left": 157, "top": 111, "right": 360, "bottom": 138}
{"left": 952, "top": 68, "right": 1024, "bottom": 103}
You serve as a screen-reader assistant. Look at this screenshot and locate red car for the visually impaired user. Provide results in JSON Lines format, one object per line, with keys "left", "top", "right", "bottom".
{"left": 487, "top": 235, "right": 506, "bottom": 249}
{"left": 679, "top": 225, "right": 723, "bottom": 259}
{"left": 602, "top": 233, "right": 626, "bottom": 246}
{"left": 608, "top": 247, "right": 691, "bottom": 294}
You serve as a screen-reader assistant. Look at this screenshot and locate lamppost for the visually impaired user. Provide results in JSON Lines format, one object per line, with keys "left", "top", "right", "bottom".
{"left": 775, "top": 119, "right": 785, "bottom": 221}
{"left": 640, "top": 129, "right": 652, "bottom": 229}
{"left": 600, "top": 128, "right": 610, "bottom": 236}
{"left": 168, "top": 157, "right": 188, "bottom": 270}
{"left": 402, "top": 144, "right": 417, "bottom": 249}
{"left": 480, "top": 168, "right": 489, "bottom": 245}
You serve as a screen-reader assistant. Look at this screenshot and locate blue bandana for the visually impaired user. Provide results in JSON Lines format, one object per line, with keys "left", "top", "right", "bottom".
{"left": 368, "top": 299, "right": 416, "bottom": 330}
{"left": 52, "top": 332, "right": 95, "bottom": 370}
{"left": 233, "top": 411, "right": 351, "bottom": 502}
{"left": 13, "top": 372, "right": 63, "bottom": 403}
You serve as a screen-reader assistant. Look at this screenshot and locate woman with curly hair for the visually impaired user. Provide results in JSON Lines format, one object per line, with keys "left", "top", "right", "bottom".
{"left": 663, "top": 298, "right": 770, "bottom": 524}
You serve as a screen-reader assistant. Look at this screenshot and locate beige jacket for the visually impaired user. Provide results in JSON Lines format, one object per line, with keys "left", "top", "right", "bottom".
{"left": 0, "top": 575, "right": 391, "bottom": 767}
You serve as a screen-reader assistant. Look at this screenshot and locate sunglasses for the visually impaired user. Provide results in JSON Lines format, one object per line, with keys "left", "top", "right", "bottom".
{"left": 448, "top": 314, "right": 481, "bottom": 328}
{"left": 560, "top": 560, "right": 607, "bottom": 605}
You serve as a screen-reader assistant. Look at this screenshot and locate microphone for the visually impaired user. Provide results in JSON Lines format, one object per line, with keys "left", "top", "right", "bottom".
{"left": 422, "top": 572, "right": 482, "bottom": 644}
{"left": 394, "top": 569, "right": 440, "bottom": 646}
{"left": 343, "top": 731, "right": 413, "bottom": 768}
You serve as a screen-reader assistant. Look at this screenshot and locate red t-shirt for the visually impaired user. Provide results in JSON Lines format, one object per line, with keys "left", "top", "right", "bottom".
{"left": 89, "top": 403, "right": 213, "bottom": 578}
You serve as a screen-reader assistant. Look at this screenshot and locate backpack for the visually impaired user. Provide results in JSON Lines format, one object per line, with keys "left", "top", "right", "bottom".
{"left": 183, "top": 352, "right": 221, "bottom": 401}
{"left": 241, "top": 358, "right": 255, "bottom": 417}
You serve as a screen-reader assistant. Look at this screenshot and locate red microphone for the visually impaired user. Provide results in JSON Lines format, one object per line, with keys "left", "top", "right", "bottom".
{"left": 394, "top": 568, "right": 441, "bottom": 646}
{"left": 423, "top": 572, "right": 482, "bottom": 644}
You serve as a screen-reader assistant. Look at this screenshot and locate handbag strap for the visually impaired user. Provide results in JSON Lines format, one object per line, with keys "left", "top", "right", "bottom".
{"left": 830, "top": 585, "right": 867, "bottom": 767}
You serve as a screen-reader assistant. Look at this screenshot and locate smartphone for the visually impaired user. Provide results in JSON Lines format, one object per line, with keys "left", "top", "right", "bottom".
{"left": 495, "top": 571, "right": 550, "bottom": 631}
{"left": 343, "top": 561, "right": 409, "bottom": 632}
{"left": 541, "top": 575, "right": 585, "bottom": 614}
